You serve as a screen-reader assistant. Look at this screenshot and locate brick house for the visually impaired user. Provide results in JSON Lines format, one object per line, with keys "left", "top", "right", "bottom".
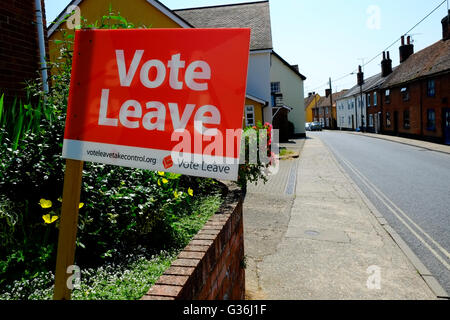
{"left": 364, "top": 51, "right": 396, "bottom": 133}
{"left": 0, "top": 0, "right": 48, "bottom": 102}
{"left": 380, "top": 12, "right": 450, "bottom": 144}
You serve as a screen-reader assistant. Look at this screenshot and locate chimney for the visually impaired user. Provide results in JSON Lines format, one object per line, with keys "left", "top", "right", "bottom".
{"left": 291, "top": 64, "right": 299, "bottom": 72}
{"left": 308, "top": 92, "right": 313, "bottom": 97}
{"left": 357, "top": 65, "right": 364, "bottom": 86}
{"left": 325, "top": 89, "right": 331, "bottom": 97}
{"left": 381, "top": 51, "right": 393, "bottom": 77}
{"left": 399, "top": 35, "right": 414, "bottom": 63}
{"left": 442, "top": 10, "right": 450, "bottom": 41}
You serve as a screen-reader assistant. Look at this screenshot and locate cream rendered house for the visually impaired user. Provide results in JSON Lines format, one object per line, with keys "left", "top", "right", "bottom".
{"left": 270, "top": 52, "right": 306, "bottom": 137}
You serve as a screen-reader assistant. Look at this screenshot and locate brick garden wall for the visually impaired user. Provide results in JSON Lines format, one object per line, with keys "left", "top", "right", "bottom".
{"left": 0, "top": 0, "right": 47, "bottom": 101}
{"left": 142, "top": 184, "right": 245, "bottom": 300}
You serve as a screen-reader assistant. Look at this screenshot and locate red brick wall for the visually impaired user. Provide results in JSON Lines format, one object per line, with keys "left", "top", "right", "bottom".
{"left": 143, "top": 186, "right": 245, "bottom": 300}
{"left": 0, "top": 0, "right": 47, "bottom": 101}
{"left": 382, "top": 73, "right": 450, "bottom": 143}
{"left": 421, "top": 74, "right": 450, "bottom": 140}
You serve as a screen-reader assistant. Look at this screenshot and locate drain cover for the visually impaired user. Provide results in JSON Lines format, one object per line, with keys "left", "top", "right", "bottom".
{"left": 304, "top": 230, "right": 320, "bottom": 236}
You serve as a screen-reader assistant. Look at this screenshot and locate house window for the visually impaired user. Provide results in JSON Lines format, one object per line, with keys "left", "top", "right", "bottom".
{"left": 271, "top": 82, "right": 281, "bottom": 93}
{"left": 403, "top": 109, "right": 410, "bottom": 129}
{"left": 386, "top": 112, "right": 391, "bottom": 127}
{"left": 373, "top": 92, "right": 377, "bottom": 106}
{"left": 427, "top": 109, "right": 436, "bottom": 131}
{"left": 427, "top": 79, "right": 435, "bottom": 97}
{"left": 348, "top": 116, "right": 351, "bottom": 126}
{"left": 385, "top": 89, "right": 391, "bottom": 104}
{"left": 401, "top": 87, "right": 409, "bottom": 101}
{"left": 245, "top": 105, "right": 255, "bottom": 126}
{"left": 367, "top": 94, "right": 371, "bottom": 107}
{"left": 369, "top": 114, "right": 374, "bottom": 127}
{"left": 326, "top": 107, "right": 329, "bottom": 115}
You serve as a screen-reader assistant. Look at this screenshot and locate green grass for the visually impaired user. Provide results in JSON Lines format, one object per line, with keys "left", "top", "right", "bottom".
{"left": 0, "top": 194, "right": 223, "bottom": 300}
{"left": 280, "top": 148, "right": 296, "bottom": 157}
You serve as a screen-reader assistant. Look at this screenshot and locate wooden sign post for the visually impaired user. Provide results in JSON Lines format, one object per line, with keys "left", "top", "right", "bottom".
{"left": 53, "top": 159, "right": 84, "bottom": 300}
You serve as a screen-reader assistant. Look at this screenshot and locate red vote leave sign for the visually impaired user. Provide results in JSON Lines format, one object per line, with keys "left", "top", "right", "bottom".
{"left": 62, "top": 28, "right": 251, "bottom": 180}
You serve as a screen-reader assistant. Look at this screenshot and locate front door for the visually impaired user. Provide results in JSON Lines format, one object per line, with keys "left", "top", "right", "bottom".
{"left": 394, "top": 111, "right": 399, "bottom": 135}
{"left": 377, "top": 112, "right": 382, "bottom": 133}
{"left": 444, "top": 108, "right": 450, "bottom": 145}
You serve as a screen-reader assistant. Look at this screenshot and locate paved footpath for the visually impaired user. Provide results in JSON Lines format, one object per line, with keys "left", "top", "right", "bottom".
{"left": 244, "top": 136, "right": 436, "bottom": 300}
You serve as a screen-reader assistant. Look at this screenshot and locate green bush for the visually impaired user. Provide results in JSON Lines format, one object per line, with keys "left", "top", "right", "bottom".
{"left": 0, "top": 8, "right": 221, "bottom": 290}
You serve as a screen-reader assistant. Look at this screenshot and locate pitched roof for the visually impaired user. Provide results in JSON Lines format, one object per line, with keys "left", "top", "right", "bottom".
{"left": 47, "top": 0, "right": 194, "bottom": 36}
{"left": 272, "top": 51, "right": 306, "bottom": 80}
{"left": 316, "top": 90, "right": 348, "bottom": 108}
{"left": 304, "top": 94, "right": 317, "bottom": 108}
{"left": 381, "top": 39, "right": 450, "bottom": 88}
{"left": 174, "top": 1, "right": 272, "bottom": 50}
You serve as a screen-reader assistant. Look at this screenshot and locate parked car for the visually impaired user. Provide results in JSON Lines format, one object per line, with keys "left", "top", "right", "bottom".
{"left": 310, "top": 122, "right": 322, "bottom": 131}
{"left": 305, "top": 122, "right": 312, "bottom": 131}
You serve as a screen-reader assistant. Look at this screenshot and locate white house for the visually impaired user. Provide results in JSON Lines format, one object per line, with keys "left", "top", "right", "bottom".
{"left": 176, "top": 1, "right": 307, "bottom": 136}
{"left": 270, "top": 52, "right": 306, "bottom": 136}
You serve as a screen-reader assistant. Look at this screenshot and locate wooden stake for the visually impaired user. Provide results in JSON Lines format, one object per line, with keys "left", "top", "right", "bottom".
{"left": 53, "top": 159, "right": 84, "bottom": 300}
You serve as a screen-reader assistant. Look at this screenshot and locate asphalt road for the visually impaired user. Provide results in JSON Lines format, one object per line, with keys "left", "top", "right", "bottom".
{"left": 310, "top": 131, "right": 450, "bottom": 297}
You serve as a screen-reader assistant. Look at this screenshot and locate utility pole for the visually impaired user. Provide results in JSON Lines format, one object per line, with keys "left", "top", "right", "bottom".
{"left": 329, "top": 77, "right": 333, "bottom": 129}
{"left": 357, "top": 65, "right": 364, "bottom": 132}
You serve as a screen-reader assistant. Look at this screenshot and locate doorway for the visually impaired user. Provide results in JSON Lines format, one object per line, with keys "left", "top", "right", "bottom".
{"left": 394, "top": 111, "right": 399, "bottom": 135}
{"left": 444, "top": 108, "right": 450, "bottom": 145}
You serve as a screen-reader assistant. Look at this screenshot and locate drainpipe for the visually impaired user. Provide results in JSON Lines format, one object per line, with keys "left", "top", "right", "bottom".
{"left": 34, "top": 0, "right": 49, "bottom": 93}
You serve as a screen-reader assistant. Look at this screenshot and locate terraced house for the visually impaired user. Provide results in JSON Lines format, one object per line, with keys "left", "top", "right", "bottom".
{"left": 337, "top": 11, "right": 450, "bottom": 144}
{"left": 48, "top": 0, "right": 306, "bottom": 135}
{"left": 379, "top": 14, "right": 450, "bottom": 144}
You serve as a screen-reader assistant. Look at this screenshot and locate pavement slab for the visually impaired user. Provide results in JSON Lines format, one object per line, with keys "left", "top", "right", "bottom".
{"left": 244, "top": 136, "right": 437, "bottom": 300}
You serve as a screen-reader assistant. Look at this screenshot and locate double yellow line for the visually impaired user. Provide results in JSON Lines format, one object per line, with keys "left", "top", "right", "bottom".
{"left": 329, "top": 146, "right": 450, "bottom": 271}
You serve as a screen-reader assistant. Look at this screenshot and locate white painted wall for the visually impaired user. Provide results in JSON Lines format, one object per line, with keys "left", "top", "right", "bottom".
{"left": 336, "top": 94, "right": 367, "bottom": 130}
{"left": 270, "top": 54, "right": 305, "bottom": 135}
{"left": 247, "top": 52, "right": 271, "bottom": 122}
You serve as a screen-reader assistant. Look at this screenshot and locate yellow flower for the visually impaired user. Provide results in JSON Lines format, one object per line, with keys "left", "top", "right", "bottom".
{"left": 79, "top": 202, "right": 84, "bottom": 209}
{"left": 157, "top": 171, "right": 165, "bottom": 176}
{"left": 42, "top": 214, "right": 58, "bottom": 224}
{"left": 57, "top": 197, "right": 63, "bottom": 203}
{"left": 39, "top": 199, "right": 52, "bottom": 209}
{"left": 188, "top": 188, "right": 194, "bottom": 197}
{"left": 174, "top": 191, "right": 179, "bottom": 199}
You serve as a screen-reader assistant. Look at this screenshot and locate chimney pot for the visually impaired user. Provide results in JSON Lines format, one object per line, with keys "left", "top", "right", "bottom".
{"left": 442, "top": 10, "right": 450, "bottom": 41}
{"left": 400, "top": 36, "right": 414, "bottom": 63}
{"left": 387, "top": 51, "right": 391, "bottom": 60}
{"left": 382, "top": 51, "right": 386, "bottom": 60}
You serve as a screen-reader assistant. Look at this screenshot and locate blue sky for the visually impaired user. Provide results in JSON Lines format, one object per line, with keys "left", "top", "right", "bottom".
{"left": 44, "top": 0, "right": 449, "bottom": 95}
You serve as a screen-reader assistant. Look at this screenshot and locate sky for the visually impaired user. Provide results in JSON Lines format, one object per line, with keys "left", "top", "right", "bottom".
{"left": 44, "top": 0, "right": 450, "bottom": 95}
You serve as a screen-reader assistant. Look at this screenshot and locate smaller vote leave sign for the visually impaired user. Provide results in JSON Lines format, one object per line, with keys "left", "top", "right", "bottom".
{"left": 62, "top": 28, "right": 251, "bottom": 180}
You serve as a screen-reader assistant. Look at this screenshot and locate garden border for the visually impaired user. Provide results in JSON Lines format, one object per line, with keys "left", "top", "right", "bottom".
{"left": 141, "top": 182, "right": 245, "bottom": 300}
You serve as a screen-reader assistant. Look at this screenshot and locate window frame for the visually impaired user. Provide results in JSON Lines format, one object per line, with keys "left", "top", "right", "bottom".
{"left": 427, "top": 79, "right": 436, "bottom": 97}
{"left": 401, "top": 87, "right": 410, "bottom": 101}
{"left": 386, "top": 112, "right": 391, "bottom": 128}
{"left": 245, "top": 105, "right": 256, "bottom": 127}
{"left": 403, "top": 109, "right": 410, "bottom": 129}
{"left": 369, "top": 114, "right": 374, "bottom": 127}
{"left": 426, "top": 109, "right": 436, "bottom": 131}
{"left": 385, "top": 89, "right": 391, "bottom": 104}
{"left": 271, "top": 82, "right": 281, "bottom": 94}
